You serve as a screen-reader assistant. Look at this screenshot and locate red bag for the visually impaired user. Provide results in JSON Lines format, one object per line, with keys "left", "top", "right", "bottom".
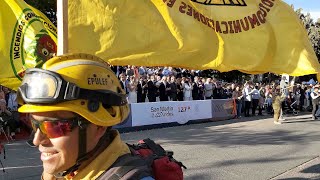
{"left": 128, "top": 138, "right": 186, "bottom": 180}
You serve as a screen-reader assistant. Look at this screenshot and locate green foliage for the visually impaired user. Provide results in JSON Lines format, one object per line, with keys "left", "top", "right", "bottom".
{"left": 295, "top": 8, "right": 320, "bottom": 60}
{"left": 25, "top": 0, "right": 57, "bottom": 25}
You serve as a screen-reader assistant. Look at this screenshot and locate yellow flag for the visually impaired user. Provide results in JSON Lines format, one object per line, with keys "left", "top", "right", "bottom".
{"left": 0, "top": 0, "right": 57, "bottom": 90}
{"left": 68, "top": 0, "right": 319, "bottom": 77}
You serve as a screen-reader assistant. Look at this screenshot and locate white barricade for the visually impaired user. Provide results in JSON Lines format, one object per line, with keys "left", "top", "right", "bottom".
{"left": 131, "top": 100, "right": 212, "bottom": 126}
{"left": 211, "top": 99, "right": 235, "bottom": 120}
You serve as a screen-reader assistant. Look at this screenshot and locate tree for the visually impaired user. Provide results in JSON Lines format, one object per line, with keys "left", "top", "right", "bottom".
{"left": 25, "top": 0, "right": 57, "bottom": 25}
{"left": 295, "top": 7, "right": 320, "bottom": 60}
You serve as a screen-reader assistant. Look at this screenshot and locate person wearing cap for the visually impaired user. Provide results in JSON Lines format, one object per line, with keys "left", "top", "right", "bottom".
{"left": 310, "top": 85, "right": 320, "bottom": 120}
{"left": 18, "top": 54, "right": 154, "bottom": 180}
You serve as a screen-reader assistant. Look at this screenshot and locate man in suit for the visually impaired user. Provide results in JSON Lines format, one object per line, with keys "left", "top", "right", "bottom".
{"left": 192, "top": 76, "right": 200, "bottom": 100}
{"left": 119, "top": 73, "right": 129, "bottom": 95}
{"left": 147, "top": 75, "right": 157, "bottom": 102}
{"left": 159, "top": 76, "right": 169, "bottom": 101}
{"left": 169, "top": 76, "right": 178, "bottom": 101}
{"left": 137, "top": 76, "right": 147, "bottom": 103}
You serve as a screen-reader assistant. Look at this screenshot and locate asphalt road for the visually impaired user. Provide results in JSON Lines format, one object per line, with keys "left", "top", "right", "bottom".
{"left": 0, "top": 113, "right": 319, "bottom": 180}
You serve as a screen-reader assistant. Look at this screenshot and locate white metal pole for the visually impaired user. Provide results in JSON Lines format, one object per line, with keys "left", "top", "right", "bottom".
{"left": 57, "top": 0, "right": 68, "bottom": 55}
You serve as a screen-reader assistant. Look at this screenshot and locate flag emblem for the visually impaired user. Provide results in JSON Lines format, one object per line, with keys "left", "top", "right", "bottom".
{"left": 10, "top": 8, "right": 57, "bottom": 79}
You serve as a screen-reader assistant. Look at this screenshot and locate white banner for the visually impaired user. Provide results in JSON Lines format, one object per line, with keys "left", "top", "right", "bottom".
{"left": 131, "top": 100, "right": 212, "bottom": 126}
{"left": 211, "top": 99, "right": 236, "bottom": 120}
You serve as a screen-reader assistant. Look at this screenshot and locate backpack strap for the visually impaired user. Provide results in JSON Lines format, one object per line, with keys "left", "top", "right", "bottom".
{"left": 142, "top": 139, "right": 166, "bottom": 157}
{"left": 97, "top": 153, "right": 153, "bottom": 180}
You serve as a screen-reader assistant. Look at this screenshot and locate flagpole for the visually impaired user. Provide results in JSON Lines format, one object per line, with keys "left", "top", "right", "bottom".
{"left": 57, "top": 0, "right": 68, "bottom": 55}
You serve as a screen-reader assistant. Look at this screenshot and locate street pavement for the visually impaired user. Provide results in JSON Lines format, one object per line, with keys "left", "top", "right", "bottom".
{"left": 0, "top": 113, "right": 319, "bottom": 180}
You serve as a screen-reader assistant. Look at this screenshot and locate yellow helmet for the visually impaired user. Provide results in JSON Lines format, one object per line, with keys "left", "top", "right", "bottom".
{"left": 18, "top": 53, "right": 129, "bottom": 127}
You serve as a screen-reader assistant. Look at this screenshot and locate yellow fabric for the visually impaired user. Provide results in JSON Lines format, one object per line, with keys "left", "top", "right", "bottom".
{"left": 68, "top": 0, "right": 319, "bottom": 77}
{"left": 67, "top": 130, "right": 130, "bottom": 180}
{"left": 0, "top": 0, "right": 57, "bottom": 90}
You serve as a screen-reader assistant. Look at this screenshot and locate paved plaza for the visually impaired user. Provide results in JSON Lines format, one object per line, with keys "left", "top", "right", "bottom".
{"left": 0, "top": 113, "right": 319, "bottom": 179}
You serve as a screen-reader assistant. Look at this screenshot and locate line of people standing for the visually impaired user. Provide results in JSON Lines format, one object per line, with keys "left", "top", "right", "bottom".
{"left": 118, "top": 73, "right": 233, "bottom": 103}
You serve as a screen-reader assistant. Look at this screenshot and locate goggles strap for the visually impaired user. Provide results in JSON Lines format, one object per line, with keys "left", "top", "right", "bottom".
{"left": 78, "top": 89, "right": 126, "bottom": 106}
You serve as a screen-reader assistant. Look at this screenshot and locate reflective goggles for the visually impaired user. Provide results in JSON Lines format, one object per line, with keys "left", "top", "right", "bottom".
{"left": 30, "top": 116, "right": 85, "bottom": 138}
{"left": 18, "top": 68, "right": 126, "bottom": 105}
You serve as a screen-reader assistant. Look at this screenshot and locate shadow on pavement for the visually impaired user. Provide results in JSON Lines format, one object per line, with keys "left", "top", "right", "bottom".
{"left": 301, "top": 163, "right": 320, "bottom": 173}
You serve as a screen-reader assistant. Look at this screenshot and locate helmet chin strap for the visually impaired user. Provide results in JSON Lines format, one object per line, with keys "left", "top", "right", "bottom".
{"left": 54, "top": 121, "right": 112, "bottom": 178}
{"left": 54, "top": 119, "right": 89, "bottom": 178}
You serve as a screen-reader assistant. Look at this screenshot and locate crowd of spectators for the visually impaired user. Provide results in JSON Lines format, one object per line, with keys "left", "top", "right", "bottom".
{"left": 114, "top": 65, "right": 315, "bottom": 119}
{"left": 0, "top": 86, "right": 19, "bottom": 140}
{"left": 0, "top": 66, "right": 316, "bottom": 137}
{"left": 114, "top": 65, "right": 236, "bottom": 103}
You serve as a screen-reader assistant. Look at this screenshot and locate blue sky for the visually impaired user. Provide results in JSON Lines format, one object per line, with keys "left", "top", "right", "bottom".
{"left": 283, "top": 0, "right": 320, "bottom": 20}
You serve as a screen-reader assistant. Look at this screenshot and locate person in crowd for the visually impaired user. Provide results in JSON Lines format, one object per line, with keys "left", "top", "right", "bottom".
{"left": 204, "top": 78, "right": 213, "bottom": 99}
{"left": 265, "top": 85, "right": 273, "bottom": 114}
{"left": 169, "top": 76, "right": 178, "bottom": 101}
{"left": 224, "top": 84, "right": 233, "bottom": 99}
{"left": 6, "top": 87, "right": 20, "bottom": 134}
{"left": 214, "top": 82, "right": 224, "bottom": 99}
{"left": 125, "top": 65, "right": 135, "bottom": 77}
{"left": 311, "top": 85, "right": 320, "bottom": 120}
{"left": 295, "top": 84, "right": 305, "bottom": 111}
{"left": 158, "top": 76, "right": 169, "bottom": 101}
{"left": 192, "top": 76, "right": 200, "bottom": 100}
{"left": 147, "top": 75, "right": 158, "bottom": 102}
{"left": 0, "top": 86, "right": 6, "bottom": 113}
{"left": 232, "top": 86, "right": 243, "bottom": 118}
{"left": 137, "top": 76, "right": 147, "bottom": 103}
{"left": 198, "top": 78, "right": 205, "bottom": 100}
{"left": 280, "top": 76, "right": 289, "bottom": 111}
{"left": 211, "top": 78, "right": 218, "bottom": 99}
{"left": 18, "top": 54, "right": 155, "bottom": 180}
{"left": 138, "top": 66, "right": 146, "bottom": 76}
{"left": 183, "top": 77, "right": 193, "bottom": 101}
{"left": 251, "top": 85, "right": 261, "bottom": 116}
{"left": 176, "top": 77, "right": 184, "bottom": 101}
{"left": 127, "top": 76, "right": 138, "bottom": 103}
{"left": 119, "top": 73, "right": 129, "bottom": 95}
{"left": 165, "top": 76, "right": 172, "bottom": 101}
{"left": 273, "top": 86, "right": 286, "bottom": 124}
{"left": 242, "top": 82, "right": 252, "bottom": 117}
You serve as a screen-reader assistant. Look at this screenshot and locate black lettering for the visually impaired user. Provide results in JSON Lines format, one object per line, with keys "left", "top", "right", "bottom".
{"left": 186, "top": 5, "right": 192, "bottom": 16}
{"left": 233, "top": 20, "right": 242, "bottom": 33}
{"left": 215, "top": 21, "right": 222, "bottom": 33}
{"left": 221, "top": 21, "right": 228, "bottom": 34}
{"left": 209, "top": 19, "right": 215, "bottom": 30}
{"left": 206, "top": 17, "right": 213, "bottom": 28}
{"left": 248, "top": 14, "right": 260, "bottom": 28}
{"left": 228, "top": 21, "right": 234, "bottom": 33}
{"left": 257, "top": 10, "right": 266, "bottom": 23}
{"left": 14, "top": 51, "right": 20, "bottom": 59}
{"left": 166, "top": 0, "right": 176, "bottom": 8}
{"left": 259, "top": 3, "right": 269, "bottom": 16}
{"left": 193, "top": 9, "right": 200, "bottom": 21}
{"left": 261, "top": 0, "right": 274, "bottom": 8}
{"left": 200, "top": 14, "right": 207, "bottom": 25}
{"left": 240, "top": 17, "right": 250, "bottom": 31}
{"left": 179, "top": 2, "right": 187, "bottom": 13}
